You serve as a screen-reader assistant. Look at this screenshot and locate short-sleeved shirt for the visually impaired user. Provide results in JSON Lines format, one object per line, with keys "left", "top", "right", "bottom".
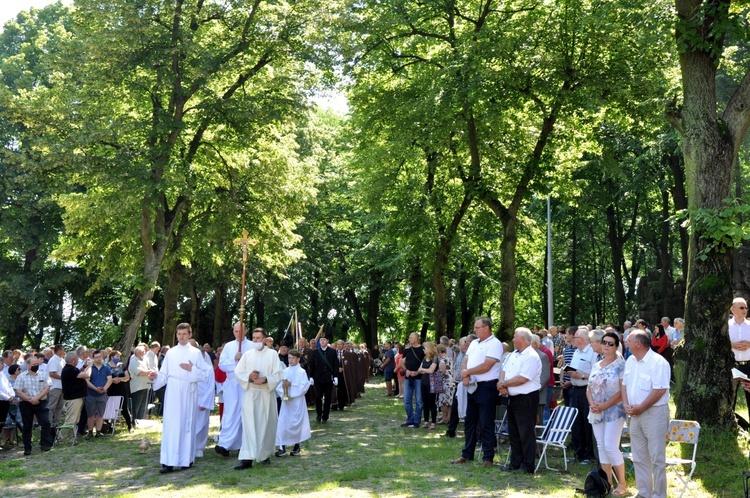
{"left": 502, "top": 345, "right": 541, "bottom": 395}
{"left": 730, "top": 318, "right": 750, "bottom": 362}
{"left": 383, "top": 348, "right": 396, "bottom": 372}
{"left": 14, "top": 370, "right": 52, "bottom": 400}
{"left": 570, "top": 344, "right": 597, "bottom": 387}
{"left": 47, "top": 354, "right": 64, "bottom": 390}
{"left": 562, "top": 344, "right": 576, "bottom": 382}
{"left": 404, "top": 345, "right": 425, "bottom": 379}
{"left": 466, "top": 335, "right": 503, "bottom": 382}
{"left": 88, "top": 363, "right": 112, "bottom": 397}
{"left": 622, "top": 349, "right": 670, "bottom": 407}
{"left": 61, "top": 364, "right": 87, "bottom": 400}
{"left": 588, "top": 357, "right": 626, "bottom": 423}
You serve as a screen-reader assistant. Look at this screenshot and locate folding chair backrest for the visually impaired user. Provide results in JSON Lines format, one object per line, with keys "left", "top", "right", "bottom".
{"left": 666, "top": 419, "right": 700, "bottom": 445}
{"left": 541, "top": 406, "right": 578, "bottom": 444}
{"left": 103, "top": 395, "right": 124, "bottom": 420}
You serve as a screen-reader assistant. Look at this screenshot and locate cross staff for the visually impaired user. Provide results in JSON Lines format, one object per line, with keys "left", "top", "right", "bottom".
{"left": 233, "top": 229, "right": 257, "bottom": 354}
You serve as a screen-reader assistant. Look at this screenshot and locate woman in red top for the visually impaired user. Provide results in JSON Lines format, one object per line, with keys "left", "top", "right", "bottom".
{"left": 652, "top": 324, "right": 674, "bottom": 380}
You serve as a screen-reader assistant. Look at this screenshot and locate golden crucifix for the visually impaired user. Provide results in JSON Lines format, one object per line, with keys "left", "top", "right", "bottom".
{"left": 233, "top": 230, "right": 257, "bottom": 354}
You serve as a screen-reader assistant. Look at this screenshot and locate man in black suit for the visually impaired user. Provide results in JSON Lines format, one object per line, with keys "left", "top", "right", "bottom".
{"left": 308, "top": 333, "right": 339, "bottom": 423}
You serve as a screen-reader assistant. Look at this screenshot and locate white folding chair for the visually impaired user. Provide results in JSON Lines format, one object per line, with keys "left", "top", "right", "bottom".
{"left": 101, "top": 396, "right": 124, "bottom": 437}
{"left": 665, "top": 419, "right": 700, "bottom": 498}
{"left": 494, "top": 411, "right": 509, "bottom": 458}
{"left": 534, "top": 405, "right": 578, "bottom": 473}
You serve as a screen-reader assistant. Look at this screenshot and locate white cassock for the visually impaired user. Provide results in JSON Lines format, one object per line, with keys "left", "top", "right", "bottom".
{"left": 153, "top": 343, "right": 210, "bottom": 468}
{"left": 275, "top": 364, "right": 312, "bottom": 447}
{"left": 235, "top": 346, "right": 284, "bottom": 461}
{"left": 194, "top": 351, "right": 215, "bottom": 458}
{"left": 217, "top": 338, "right": 252, "bottom": 450}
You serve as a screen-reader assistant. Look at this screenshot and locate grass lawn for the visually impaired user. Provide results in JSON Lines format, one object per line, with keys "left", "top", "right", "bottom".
{"left": 0, "top": 378, "right": 747, "bottom": 496}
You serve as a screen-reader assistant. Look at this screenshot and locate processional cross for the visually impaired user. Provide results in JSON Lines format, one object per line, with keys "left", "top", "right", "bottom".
{"left": 233, "top": 230, "right": 257, "bottom": 354}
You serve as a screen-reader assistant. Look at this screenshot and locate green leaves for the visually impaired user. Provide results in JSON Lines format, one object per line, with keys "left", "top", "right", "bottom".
{"left": 677, "top": 198, "right": 750, "bottom": 260}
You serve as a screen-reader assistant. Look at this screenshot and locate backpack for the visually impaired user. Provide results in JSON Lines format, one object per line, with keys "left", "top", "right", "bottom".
{"left": 582, "top": 467, "right": 611, "bottom": 497}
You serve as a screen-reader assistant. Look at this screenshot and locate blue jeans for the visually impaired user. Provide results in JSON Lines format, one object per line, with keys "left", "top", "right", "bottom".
{"left": 404, "top": 376, "right": 423, "bottom": 425}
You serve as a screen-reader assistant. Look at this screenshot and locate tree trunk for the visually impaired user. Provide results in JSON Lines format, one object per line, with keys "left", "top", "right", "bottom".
{"left": 189, "top": 270, "right": 201, "bottom": 334}
{"left": 213, "top": 283, "right": 227, "bottom": 348}
{"left": 606, "top": 204, "right": 628, "bottom": 323}
{"left": 162, "top": 259, "right": 186, "bottom": 347}
{"left": 570, "top": 223, "right": 578, "bottom": 325}
{"left": 497, "top": 213, "right": 518, "bottom": 340}
{"left": 671, "top": 0, "right": 750, "bottom": 428}
{"left": 666, "top": 145, "right": 689, "bottom": 277}
{"left": 658, "top": 182, "right": 671, "bottom": 316}
{"left": 405, "top": 261, "right": 424, "bottom": 337}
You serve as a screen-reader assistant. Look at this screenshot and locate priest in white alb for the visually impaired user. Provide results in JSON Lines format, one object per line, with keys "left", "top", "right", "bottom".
{"left": 152, "top": 323, "right": 210, "bottom": 474}
{"left": 190, "top": 339, "right": 215, "bottom": 458}
{"left": 234, "top": 327, "right": 284, "bottom": 470}
{"left": 275, "top": 349, "right": 312, "bottom": 456}
{"left": 215, "top": 321, "right": 252, "bottom": 457}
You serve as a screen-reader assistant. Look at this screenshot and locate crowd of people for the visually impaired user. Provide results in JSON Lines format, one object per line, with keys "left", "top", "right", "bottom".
{"left": 0, "top": 322, "right": 372, "bottom": 475}
{"left": 4, "top": 297, "right": 748, "bottom": 498}
{"left": 367, "top": 313, "right": 693, "bottom": 498}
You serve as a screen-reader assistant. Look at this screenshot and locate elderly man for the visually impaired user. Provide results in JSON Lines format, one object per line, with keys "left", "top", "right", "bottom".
{"left": 60, "top": 351, "right": 91, "bottom": 443}
{"left": 451, "top": 317, "right": 503, "bottom": 467}
{"left": 568, "top": 327, "right": 598, "bottom": 464}
{"left": 730, "top": 297, "right": 750, "bottom": 421}
{"left": 215, "top": 322, "right": 252, "bottom": 457}
{"left": 499, "top": 328, "right": 542, "bottom": 473}
{"left": 671, "top": 318, "right": 684, "bottom": 348}
{"left": 129, "top": 345, "right": 155, "bottom": 422}
{"left": 622, "top": 330, "right": 671, "bottom": 498}
{"left": 234, "top": 327, "right": 284, "bottom": 470}
{"left": 14, "top": 356, "right": 53, "bottom": 455}
{"left": 444, "top": 335, "right": 474, "bottom": 438}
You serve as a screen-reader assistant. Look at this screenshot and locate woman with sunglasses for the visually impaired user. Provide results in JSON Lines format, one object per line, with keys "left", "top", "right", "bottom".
{"left": 586, "top": 331, "right": 628, "bottom": 497}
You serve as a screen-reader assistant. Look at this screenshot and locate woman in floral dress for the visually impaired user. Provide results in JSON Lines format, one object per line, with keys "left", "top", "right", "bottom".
{"left": 436, "top": 344, "right": 454, "bottom": 424}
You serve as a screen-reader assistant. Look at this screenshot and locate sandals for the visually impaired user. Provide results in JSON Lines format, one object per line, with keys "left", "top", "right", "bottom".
{"left": 421, "top": 422, "right": 430, "bottom": 429}
{"left": 611, "top": 488, "right": 629, "bottom": 497}
{"left": 428, "top": 423, "right": 436, "bottom": 430}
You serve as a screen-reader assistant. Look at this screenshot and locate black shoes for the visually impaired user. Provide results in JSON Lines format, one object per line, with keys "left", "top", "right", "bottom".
{"left": 444, "top": 430, "right": 456, "bottom": 438}
{"left": 159, "top": 465, "right": 174, "bottom": 474}
{"left": 290, "top": 444, "right": 301, "bottom": 456}
{"left": 259, "top": 458, "right": 271, "bottom": 464}
{"left": 234, "top": 460, "right": 253, "bottom": 470}
{"left": 214, "top": 445, "right": 230, "bottom": 457}
{"left": 275, "top": 447, "right": 286, "bottom": 457}
{"left": 316, "top": 415, "right": 322, "bottom": 423}
{"left": 23, "top": 449, "right": 31, "bottom": 456}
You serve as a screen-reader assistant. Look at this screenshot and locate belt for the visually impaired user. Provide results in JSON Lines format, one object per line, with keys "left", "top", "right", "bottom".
{"left": 738, "top": 361, "right": 750, "bottom": 366}
{"left": 572, "top": 385, "right": 588, "bottom": 389}
{"left": 477, "top": 380, "right": 496, "bottom": 385}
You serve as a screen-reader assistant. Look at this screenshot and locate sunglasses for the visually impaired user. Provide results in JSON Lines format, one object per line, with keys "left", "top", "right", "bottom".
{"left": 601, "top": 341, "right": 616, "bottom": 347}
{"left": 739, "top": 306, "right": 748, "bottom": 310}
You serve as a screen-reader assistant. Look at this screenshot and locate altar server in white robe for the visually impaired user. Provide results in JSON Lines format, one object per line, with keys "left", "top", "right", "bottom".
{"left": 152, "top": 323, "right": 210, "bottom": 474}
{"left": 275, "top": 349, "right": 312, "bottom": 456}
{"left": 191, "top": 339, "right": 215, "bottom": 458}
{"left": 234, "top": 327, "right": 284, "bottom": 470}
{"left": 215, "top": 322, "right": 252, "bottom": 457}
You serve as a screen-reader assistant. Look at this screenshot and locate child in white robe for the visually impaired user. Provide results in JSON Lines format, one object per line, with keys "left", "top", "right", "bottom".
{"left": 275, "top": 350, "right": 312, "bottom": 456}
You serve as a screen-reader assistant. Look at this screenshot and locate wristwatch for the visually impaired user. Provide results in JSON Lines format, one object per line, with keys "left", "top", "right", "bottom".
{"left": 500, "top": 380, "right": 505, "bottom": 388}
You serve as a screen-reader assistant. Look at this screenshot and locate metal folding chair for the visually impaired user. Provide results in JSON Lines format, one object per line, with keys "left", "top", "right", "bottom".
{"left": 101, "top": 396, "right": 124, "bottom": 437}
{"left": 665, "top": 419, "right": 700, "bottom": 498}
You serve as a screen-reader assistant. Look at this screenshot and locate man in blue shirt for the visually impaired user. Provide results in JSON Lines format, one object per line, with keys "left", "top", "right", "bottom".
{"left": 382, "top": 341, "right": 396, "bottom": 396}
{"left": 85, "top": 349, "right": 112, "bottom": 438}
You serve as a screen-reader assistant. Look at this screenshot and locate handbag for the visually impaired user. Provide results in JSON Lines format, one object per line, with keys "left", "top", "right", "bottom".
{"left": 429, "top": 369, "right": 444, "bottom": 393}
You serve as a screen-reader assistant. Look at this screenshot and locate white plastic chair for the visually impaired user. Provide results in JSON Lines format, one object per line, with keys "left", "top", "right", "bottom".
{"left": 665, "top": 419, "right": 700, "bottom": 498}
{"left": 101, "top": 396, "right": 124, "bottom": 437}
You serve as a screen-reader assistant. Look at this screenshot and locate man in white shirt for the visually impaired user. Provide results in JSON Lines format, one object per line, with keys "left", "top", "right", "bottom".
{"left": 498, "top": 328, "right": 542, "bottom": 473}
{"left": 568, "top": 328, "right": 598, "bottom": 463}
{"left": 215, "top": 322, "right": 252, "bottom": 456}
{"left": 46, "top": 345, "right": 66, "bottom": 430}
{"left": 621, "top": 329, "right": 670, "bottom": 498}
{"left": 730, "top": 297, "right": 750, "bottom": 421}
{"left": 660, "top": 317, "right": 676, "bottom": 343}
{"left": 451, "top": 317, "right": 503, "bottom": 467}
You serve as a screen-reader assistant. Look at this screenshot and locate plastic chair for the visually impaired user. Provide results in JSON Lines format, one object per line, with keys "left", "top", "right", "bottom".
{"left": 665, "top": 419, "right": 700, "bottom": 498}
{"left": 101, "top": 396, "right": 124, "bottom": 437}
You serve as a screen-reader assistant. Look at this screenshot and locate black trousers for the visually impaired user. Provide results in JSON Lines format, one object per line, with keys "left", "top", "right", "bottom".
{"left": 507, "top": 391, "right": 539, "bottom": 472}
{"left": 0, "top": 400, "right": 9, "bottom": 432}
{"left": 570, "top": 386, "right": 595, "bottom": 461}
{"left": 461, "top": 381, "right": 498, "bottom": 462}
{"left": 447, "top": 389, "right": 460, "bottom": 434}
{"left": 19, "top": 400, "right": 53, "bottom": 451}
{"left": 315, "top": 381, "right": 333, "bottom": 421}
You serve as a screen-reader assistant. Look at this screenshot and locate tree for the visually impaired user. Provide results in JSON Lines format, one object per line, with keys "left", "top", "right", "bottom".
{"left": 38, "top": 0, "right": 321, "bottom": 355}
{"left": 668, "top": 0, "right": 750, "bottom": 427}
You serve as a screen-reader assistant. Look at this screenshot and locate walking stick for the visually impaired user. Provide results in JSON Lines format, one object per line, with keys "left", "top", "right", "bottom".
{"left": 233, "top": 230, "right": 257, "bottom": 354}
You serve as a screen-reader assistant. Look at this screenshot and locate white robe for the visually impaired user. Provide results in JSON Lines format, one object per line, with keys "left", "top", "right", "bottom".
{"left": 153, "top": 343, "right": 210, "bottom": 468}
{"left": 217, "top": 338, "right": 252, "bottom": 450}
{"left": 235, "top": 346, "right": 283, "bottom": 461}
{"left": 275, "top": 364, "right": 312, "bottom": 446}
{"left": 194, "top": 352, "right": 216, "bottom": 457}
